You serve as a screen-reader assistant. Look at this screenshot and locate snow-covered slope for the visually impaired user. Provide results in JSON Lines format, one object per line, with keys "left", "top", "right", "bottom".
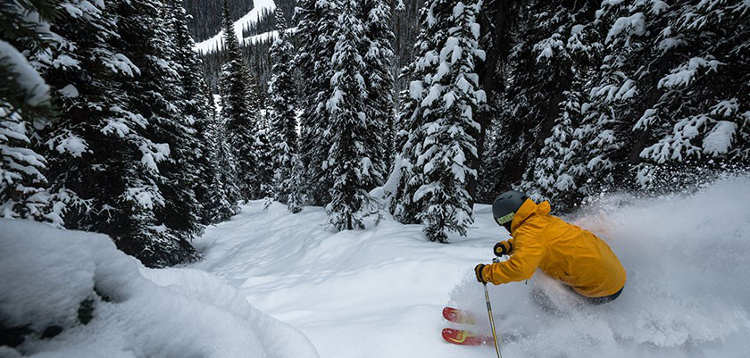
{"left": 0, "top": 220, "right": 318, "bottom": 358}
{"left": 192, "top": 175, "right": 750, "bottom": 357}
{"left": 3, "top": 176, "right": 748, "bottom": 357}
{"left": 194, "top": 0, "right": 276, "bottom": 54}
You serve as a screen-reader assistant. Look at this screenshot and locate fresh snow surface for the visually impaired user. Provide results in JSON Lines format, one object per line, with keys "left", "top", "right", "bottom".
{"left": 0, "top": 219, "right": 318, "bottom": 358}
{"left": 193, "top": 0, "right": 276, "bottom": 54}
{"left": 192, "top": 175, "right": 750, "bottom": 358}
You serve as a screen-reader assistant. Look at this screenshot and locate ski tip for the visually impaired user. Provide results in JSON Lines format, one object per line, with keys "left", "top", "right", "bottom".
{"left": 441, "top": 328, "right": 490, "bottom": 346}
{"left": 442, "top": 306, "right": 476, "bottom": 324}
{"left": 441, "top": 327, "right": 458, "bottom": 340}
{"left": 442, "top": 306, "right": 457, "bottom": 321}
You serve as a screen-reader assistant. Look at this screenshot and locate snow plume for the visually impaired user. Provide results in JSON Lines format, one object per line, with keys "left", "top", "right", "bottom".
{"left": 0, "top": 219, "right": 319, "bottom": 358}
{"left": 450, "top": 175, "right": 750, "bottom": 357}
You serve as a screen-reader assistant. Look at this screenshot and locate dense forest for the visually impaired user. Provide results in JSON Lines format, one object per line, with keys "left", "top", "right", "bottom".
{"left": 2, "top": 0, "right": 748, "bottom": 266}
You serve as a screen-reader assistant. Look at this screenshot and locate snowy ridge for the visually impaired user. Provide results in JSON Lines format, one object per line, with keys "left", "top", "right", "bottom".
{"left": 193, "top": 175, "right": 750, "bottom": 357}
{"left": 193, "top": 0, "right": 276, "bottom": 54}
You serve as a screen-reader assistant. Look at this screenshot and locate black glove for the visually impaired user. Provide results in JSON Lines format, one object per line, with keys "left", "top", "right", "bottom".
{"left": 474, "top": 264, "right": 487, "bottom": 283}
{"left": 493, "top": 240, "right": 513, "bottom": 256}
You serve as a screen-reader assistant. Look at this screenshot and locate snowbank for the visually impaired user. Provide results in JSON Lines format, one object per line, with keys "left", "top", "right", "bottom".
{"left": 0, "top": 219, "right": 318, "bottom": 358}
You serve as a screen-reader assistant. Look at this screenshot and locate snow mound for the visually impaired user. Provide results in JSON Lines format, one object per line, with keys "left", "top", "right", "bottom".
{"left": 0, "top": 219, "right": 318, "bottom": 358}
{"left": 450, "top": 175, "right": 750, "bottom": 357}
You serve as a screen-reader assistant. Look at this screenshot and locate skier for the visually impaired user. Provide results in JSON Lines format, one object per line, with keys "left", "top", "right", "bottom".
{"left": 474, "top": 190, "right": 626, "bottom": 305}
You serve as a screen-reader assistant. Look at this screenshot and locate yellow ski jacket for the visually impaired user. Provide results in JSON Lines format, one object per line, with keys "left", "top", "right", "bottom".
{"left": 481, "top": 199, "right": 626, "bottom": 298}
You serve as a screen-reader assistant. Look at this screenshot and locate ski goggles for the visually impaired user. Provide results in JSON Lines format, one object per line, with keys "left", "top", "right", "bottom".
{"left": 495, "top": 212, "right": 514, "bottom": 226}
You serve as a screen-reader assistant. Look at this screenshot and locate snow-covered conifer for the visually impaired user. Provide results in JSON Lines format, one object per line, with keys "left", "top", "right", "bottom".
{"left": 0, "top": 0, "right": 56, "bottom": 222}
{"left": 252, "top": 112, "right": 274, "bottom": 199}
{"left": 294, "top": 0, "right": 338, "bottom": 206}
{"left": 218, "top": 0, "right": 258, "bottom": 202}
{"left": 636, "top": 1, "right": 750, "bottom": 185}
{"left": 108, "top": 0, "right": 201, "bottom": 266}
{"left": 393, "top": 0, "right": 486, "bottom": 242}
{"left": 361, "top": 0, "right": 396, "bottom": 177}
{"left": 167, "top": 3, "right": 220, "bottom": 225}
{"left": 268, "top": 8, "right": 303, "bottom": 210}
{"left": 503, "top": 2, "right": 577, "bottom": 193}
{"left": 325, "top": 0, "right": 379, "bottom": 230}
{"left": 519, "top": 6, "right": 601, "bottom": 210}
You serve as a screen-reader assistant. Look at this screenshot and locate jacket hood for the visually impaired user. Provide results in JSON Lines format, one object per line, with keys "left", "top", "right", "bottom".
{"left": 510, "top": 199, "right": 551, "bottom": 233}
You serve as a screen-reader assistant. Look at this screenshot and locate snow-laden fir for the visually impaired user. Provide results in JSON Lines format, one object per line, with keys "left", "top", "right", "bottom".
{"left": 3, "top": 175, "right": 749, "bottom": 357}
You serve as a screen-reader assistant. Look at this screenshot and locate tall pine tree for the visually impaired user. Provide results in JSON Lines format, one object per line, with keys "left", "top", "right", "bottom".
{"left": 294, "top": 0, "right": 338, "bottom": 206}
{"left": 325, "top": 0, "right": 379, "bottom": 230}
{"left": 361, "top": 0, "right": 396, "bottom": 176}
{"left": 167, "top": 2, "right": 223, "bottom": 225}
{"left": 393, "top": 0, "right": 486, "bottom": 242}
{"left": 0, "top": 0, "right": 57, "bottom": 223}
{"left": 218, "top": 0, "right": 258, "bottom": 202}
{"left": 268, "top": 8, "right": 304, "bottom": 212}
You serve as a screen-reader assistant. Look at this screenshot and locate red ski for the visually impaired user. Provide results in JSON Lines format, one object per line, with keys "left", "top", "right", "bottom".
{"left": 442, "top": 306, "right": 476, "bottom": 324}
{"left": 441, "top": 328, "right": 493, "bottom": 346}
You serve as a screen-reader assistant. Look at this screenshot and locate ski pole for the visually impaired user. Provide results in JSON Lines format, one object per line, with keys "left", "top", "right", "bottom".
{"left": 483, "top": 282, "right": 503, "bottom": 358}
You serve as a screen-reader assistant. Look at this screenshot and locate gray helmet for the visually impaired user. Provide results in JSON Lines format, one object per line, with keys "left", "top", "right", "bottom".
{"left": 492, "top": 190, "right": 527, "bottom": 227}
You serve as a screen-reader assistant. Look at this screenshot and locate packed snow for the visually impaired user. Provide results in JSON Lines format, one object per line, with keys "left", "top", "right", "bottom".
{"left": 189, "top": 175, "right": 750, "bottom": 357}
{"left": 193, "top": 0, "right": 277, "bottom": 54}
{"left": 2, "top": 176, "right": 749, "bottom": 357}
{"left": 0, "top": 220, "right": 317, "bottom": 358}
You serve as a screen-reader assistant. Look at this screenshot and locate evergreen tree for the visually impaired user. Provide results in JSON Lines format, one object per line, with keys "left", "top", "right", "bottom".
{"left": 326, "top": 0, "right": 379, "bottom": 230}
{"left": 361, "top": 0, "right": 396, "bottom": 176}
{"left": 501, "top": 2, "right": 577, "bottom": 195}
{"left": 0, "top": 0, "right": 57, "bottom": 222}
{"left": 393, "top": 0, "right": 486, "bottom": 242}
{"left": 294, "top": 0, "right": 338, "bottom": 206}
{"left": 520, "top": 88, "right": 587, "bottom": 211}
{"left": 218, "top": 0, "right": 257, "bottom": 202}
{"left": 636, "top": 0, "right": 750, "bottom": 186}
{"left": 519, "top": 3, "right": 600, "bottom": 210}
{"left": 252, "top": 112, "right": 274, "bottom": 199}
{"left": 575, "top": 1, "right": 658, "bottom": 195}
{"left": 268, "top": 8, "right": 303, "bottom": 211}
{"left": 141, "top": 2, "right": 205, "bottom": 254}
{"left": 36, "top": 0, "right": 204, "bottom": 266}
{"left": 167, "top": 2, "right": 221, "bottom": 225}
{"left": 108, "top": 0, "right": 200, "bottom": 266}
{"left": 210, "top": 103, "right": 242, "bottom": 220}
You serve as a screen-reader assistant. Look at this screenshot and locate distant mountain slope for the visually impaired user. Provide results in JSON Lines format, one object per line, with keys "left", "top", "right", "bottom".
{"left": 183, "top": 0, "right": 255, "bottom": 41}
{"left": 194, "top": 0, "right": 277, "bottom": 54}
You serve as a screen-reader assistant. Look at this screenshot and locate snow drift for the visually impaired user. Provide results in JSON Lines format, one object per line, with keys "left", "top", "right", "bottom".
{"left": 0, "top": 220, "right": 318, "bottom": 358}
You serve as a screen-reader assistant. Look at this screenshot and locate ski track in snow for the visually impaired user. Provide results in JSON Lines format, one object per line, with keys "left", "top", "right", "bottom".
{"left": 192, "top": 176, "right": 750, "bottom": 358}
